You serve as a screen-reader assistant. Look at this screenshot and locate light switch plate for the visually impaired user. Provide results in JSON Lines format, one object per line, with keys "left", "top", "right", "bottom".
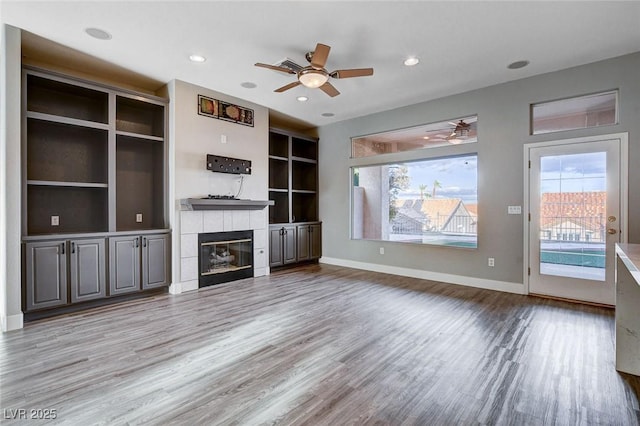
{"left": 136, "top": 213, "right": 143, "bottom": 223}
{"left": 51, "top": 215, "right": 59, "bottom": 226}
{"left": 508, "top": 205, "right": 522, "bottom": 215}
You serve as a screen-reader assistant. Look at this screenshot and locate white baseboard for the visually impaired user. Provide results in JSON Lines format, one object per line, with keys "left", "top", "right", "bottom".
{"left": 169, "top": 280, "right": 198, "bottom": 294}
{"left": 319, "top": 257, "right": 525, "bottom": 295}
{"left": 1, "top": 313, "right": 24, "bottom": 332}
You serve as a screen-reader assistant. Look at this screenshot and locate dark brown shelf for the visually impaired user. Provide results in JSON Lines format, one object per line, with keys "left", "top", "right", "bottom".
{"left": 27, "top": 74, "right": 108, "bottom": 124}
{"left": 116, "top": 96, "right": 164, "bottom": 138}
{"left": 27, "top": 118, "right": 108, "bottom": 184}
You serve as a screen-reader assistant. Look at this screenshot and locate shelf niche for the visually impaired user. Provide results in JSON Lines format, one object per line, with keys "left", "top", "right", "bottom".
{"left": 27, "top": 119, "right": 108, "bottom": 184}
{"left": 27, "top": 74, "right": 108, "bottom": 124}
{"left": 116, "top": 96, "right": 164, "bottom": 137}
{"left": 116, "top": 135, "right": 165, "bottom": 231}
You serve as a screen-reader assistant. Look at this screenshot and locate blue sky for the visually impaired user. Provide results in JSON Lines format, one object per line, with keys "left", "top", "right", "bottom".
{"left": 399, "top": 154, "right": 478, "bottom": 204}
{"left": 540, "top": 152, "right": 606, "bottom": 193}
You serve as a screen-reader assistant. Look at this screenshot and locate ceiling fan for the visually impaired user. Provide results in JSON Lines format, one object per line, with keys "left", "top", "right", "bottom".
{"left": 425, "top": 119, "right": 474, "bottom": 144}
{"left": 255, "top": 43, "right": 374, "bottom": 97}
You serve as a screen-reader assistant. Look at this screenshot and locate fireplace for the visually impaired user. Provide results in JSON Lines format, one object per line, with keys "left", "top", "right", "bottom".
{"left": 198, "top": 230, "right": 254, "bottom": 287}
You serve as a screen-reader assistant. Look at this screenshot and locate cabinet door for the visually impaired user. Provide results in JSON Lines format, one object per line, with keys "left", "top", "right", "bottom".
{"left": 310, "top": 223, "right": 322, "bottom": 260}
{"left": 25, "top": 241, "right": 68, "bottom": 311}
{"left": 269, "top": 227, "right": 284, "bottom": 267}
{"left": 142, "top": 234, "right": 169, "bottom": 289}
{"left": 283, "top": 225, "right": 297, "bottom": 264}
{"left": 109, "top": 236, "right": 140, "bottom": 295}
{"left": 296, "top": 225, "right": 310, "bottom": 261}
{"left": 70, "top": 238, "right": 106, "bottom": 303}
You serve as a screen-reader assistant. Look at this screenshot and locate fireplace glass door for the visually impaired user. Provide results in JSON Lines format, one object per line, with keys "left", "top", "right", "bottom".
{"left": 198, "top": 230, "right": 254, "bottom": 287}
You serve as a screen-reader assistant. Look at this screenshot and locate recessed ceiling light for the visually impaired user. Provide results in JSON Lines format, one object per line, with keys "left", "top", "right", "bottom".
{"left": 240, "top": 82, "right": 257, "bottom": 89}
{"left": 404, "top": 57, "right": 420, "bottom": 66}
{"left": 508, "top": 60, "right": 530, "bottom": 70}
{"left": 85, "top": 27, "right": 112, "bottom": 40}
{"left": 321, "top": 112, "right": 335, "bottom": 117}
{"left": 297, "top": 96, "right": 308, "bottom": 102}
{"left": 189, "top": 54, "right": 206, "bottom": 63}
{"left": 422, "top": 136, "right": 430, "bottom": 140}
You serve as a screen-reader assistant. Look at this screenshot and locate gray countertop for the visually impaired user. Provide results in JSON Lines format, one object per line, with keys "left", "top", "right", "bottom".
{"left": 616, "top": 243, "right": 640, "bottom": 285}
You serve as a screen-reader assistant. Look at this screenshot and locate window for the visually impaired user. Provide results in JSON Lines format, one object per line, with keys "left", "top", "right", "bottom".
{"left": 352, "top": 154, "right": 477, "bottom": 248}
{"left": 531, "top": 91, "right": 617, "bottom": 135}
{"left": 352, "top": 116, "right": 477, "bottom": 158}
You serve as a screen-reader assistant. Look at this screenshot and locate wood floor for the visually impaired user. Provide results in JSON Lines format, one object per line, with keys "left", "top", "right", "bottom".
{"left": 2, "top": 264, "right": 639, "bottom": 425}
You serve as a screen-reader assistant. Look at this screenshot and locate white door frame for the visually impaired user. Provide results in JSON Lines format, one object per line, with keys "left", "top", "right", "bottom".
{"left": 523, "top": 133, "right": 629, "bottom": 297}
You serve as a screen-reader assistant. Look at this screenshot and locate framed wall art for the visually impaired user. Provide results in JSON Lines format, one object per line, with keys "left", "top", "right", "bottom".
{"left": 198, "top": 95, "right": 254, "bottom": 127}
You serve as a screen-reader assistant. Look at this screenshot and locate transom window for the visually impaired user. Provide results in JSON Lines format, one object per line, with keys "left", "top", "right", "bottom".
{"left": 531, "top": 91, "right": 617, "bottom": 135}
{"left": 351, "top": 116, "right": 477, "bottom": 158}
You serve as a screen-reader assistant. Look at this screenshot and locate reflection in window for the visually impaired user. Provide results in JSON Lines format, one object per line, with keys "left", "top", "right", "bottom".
{"left": 352, "top": 155, "right": 477, "bottom": 248}
{"left": 531, "top": 91, "right": 617, "bottom": 135}
{"left": 352, "top": 116, "right": 477, "bottom": 158}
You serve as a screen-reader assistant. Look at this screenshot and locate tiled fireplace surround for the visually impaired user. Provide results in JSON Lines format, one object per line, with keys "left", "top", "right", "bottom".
{"left": 174, "top": 208, "right": 268, "bottom": 293}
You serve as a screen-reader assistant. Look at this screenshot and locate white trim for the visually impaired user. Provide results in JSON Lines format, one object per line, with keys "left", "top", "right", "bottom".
{"left": 1, "top": 313, "right": 24, "bottom": 332}
{"left": 320, "top": 257, "right": 525, "bottom": 295}
{"left": 523, "top": 132, "right": 629, "bottom": 297}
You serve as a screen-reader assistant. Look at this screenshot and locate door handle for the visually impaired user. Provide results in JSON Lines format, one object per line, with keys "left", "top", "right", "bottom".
{"left": 607, "top": 228, "right": 618, "bottom": 235}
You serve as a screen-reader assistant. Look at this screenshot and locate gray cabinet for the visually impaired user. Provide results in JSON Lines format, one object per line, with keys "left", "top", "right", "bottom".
{"left": 70, "top": 238, "right": 106, "bottom": 303}
{"left": 22, "top": 68, "right": 170, "bottom": 313}
{"left": 110, "top": 233, "right": 170, "bottom": 295}
{"left": 25, "top": 240, "right": 68, "bottom": 311}
{"left": 297, "top": 223, "right": 322, "bottom": 261}
{"left": 142, "top": 234, "right": 170, "bottom": 289}
{"left": 109, "top": 235, "right": 141, "bottom": 295}
{"left": 269, "top": 225, "right": 297, "bottom": 267}
{"left": 25, "top": 237, "right": 106, "bottom": 311}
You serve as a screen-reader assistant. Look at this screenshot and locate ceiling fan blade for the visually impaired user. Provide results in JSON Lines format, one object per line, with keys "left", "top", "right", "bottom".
{"left": 331, "top": 68, "right": 374, "bottom": 79}
{"left": 274, "top": 81, "right": 301, "bottom": 93}
{"left": 319, "top": 82, "right": 340, "bottom": 97}
{"left": 255, "top": 63, "right": 296, "bottom": 75}
{"left": 310, "top": 43, "right": 331, "bottom": 68}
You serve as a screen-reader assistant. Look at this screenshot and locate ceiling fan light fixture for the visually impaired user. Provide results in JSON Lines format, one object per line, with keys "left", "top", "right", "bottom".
{"left": 299, "top": 69, "right": 329, "bottom": 88}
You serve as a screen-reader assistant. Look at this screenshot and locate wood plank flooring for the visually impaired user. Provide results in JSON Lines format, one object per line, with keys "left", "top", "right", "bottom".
{"left": 1, "top": 264, "right": 639, "bottom": 425}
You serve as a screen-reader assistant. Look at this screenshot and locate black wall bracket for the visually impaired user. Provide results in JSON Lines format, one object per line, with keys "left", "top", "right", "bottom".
{"left": 206, "top": 154, "right": 251, "bottom": 175}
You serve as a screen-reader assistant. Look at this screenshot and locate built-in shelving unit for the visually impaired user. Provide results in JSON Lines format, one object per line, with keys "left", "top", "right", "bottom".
{"left": 22, "top": 67, "right": 170, "bottom": 314}
{"left": 268, "top": 128, "right": 321, "bottom": 267}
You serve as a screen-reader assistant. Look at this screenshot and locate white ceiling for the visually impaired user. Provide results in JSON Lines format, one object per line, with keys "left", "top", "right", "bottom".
{"left": 3, "top": 1, "right": 640, "bottom": 129}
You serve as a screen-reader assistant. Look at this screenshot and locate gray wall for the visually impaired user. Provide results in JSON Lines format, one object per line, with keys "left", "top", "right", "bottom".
{"left": 318, "top": 52, "right": 640, "bottom": 286}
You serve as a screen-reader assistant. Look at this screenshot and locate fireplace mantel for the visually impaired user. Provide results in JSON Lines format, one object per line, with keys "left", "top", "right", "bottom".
{"left": 183, "top": 198, "right": 274, "bottom": 211}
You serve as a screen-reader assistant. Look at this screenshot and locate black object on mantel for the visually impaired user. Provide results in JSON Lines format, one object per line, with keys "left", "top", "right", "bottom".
{"left": 206, "top": 154, "right": 251, "bottom": 175}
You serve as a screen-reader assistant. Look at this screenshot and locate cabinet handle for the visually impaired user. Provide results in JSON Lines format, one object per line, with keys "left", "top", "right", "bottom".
{"left": 71, "top": 242, "right": 75, "bottom": 254}
{"left": 135, "top": 238, "right": 139, "bottom": 248}
{"left": 143, "top": 237, "right": 147, "bottom": 247}
{"left": 61, "top": 242, "right": 65, "bottom": 255}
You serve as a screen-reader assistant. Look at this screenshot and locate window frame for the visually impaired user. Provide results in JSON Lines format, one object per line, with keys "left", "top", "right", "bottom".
{"left": 530, "top": 90, "right": 618, "bottom": 135}
{"left": 349, "top": 121, "right": 479, "bottom": 248}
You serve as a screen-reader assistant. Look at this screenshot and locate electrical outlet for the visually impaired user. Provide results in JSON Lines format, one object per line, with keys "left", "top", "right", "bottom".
{"left": 136, "top": 213, "right": 143, "bottom": 223}
{"left": 221, "top": 134, "right": 227, "bottom": 144}
{"left": 379, "top": 247, "right": 385, "bottom": 255}
{"left": 51, "top": 215, "right": 59, "bottom": 226}
{"left": 488, "top": 257, "right": 495, "bottom": 267}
